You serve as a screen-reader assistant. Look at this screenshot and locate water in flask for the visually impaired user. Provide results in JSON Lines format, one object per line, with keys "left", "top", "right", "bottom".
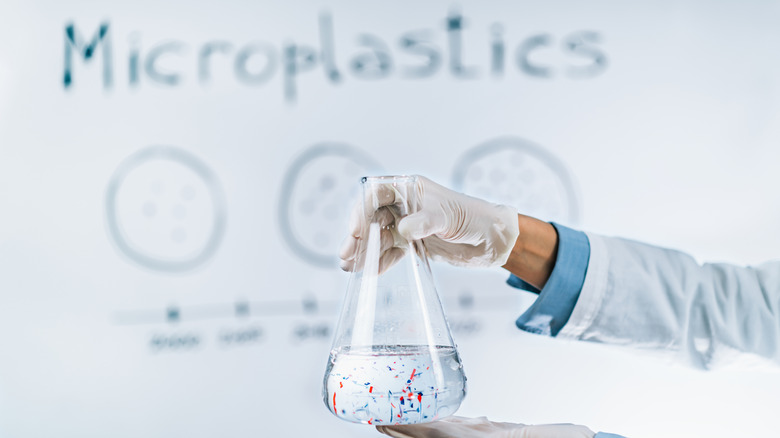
{"left": 323, "top": 345, "right": 466, "bottom": 425}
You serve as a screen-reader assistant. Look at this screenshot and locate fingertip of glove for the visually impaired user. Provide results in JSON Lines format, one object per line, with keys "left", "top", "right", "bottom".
{"left": 338, "top": 233, "right": 360, "bottom": 259}
{"left": 338, "top": 259, "right": 354, "bottom": 272}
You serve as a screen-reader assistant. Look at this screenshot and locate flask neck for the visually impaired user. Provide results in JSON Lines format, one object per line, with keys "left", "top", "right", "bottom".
{"left": 361, "top": 175, "right": 418, "bottom": 217}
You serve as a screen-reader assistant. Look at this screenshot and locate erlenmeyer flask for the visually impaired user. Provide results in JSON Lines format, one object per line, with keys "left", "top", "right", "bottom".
{"left": 323, "top": 175, "right": 466, "bottom": 426}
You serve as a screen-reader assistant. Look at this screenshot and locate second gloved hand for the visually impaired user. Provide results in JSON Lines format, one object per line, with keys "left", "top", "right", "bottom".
{"left": 376, "top": 416, "right": 596, "bottom": 438}
{"left": 339, "top": 176, "right": 519, "bottom": 271}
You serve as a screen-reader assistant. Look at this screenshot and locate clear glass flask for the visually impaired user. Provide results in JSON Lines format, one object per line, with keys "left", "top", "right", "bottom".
{"left": 323, "top": 175, "right": 466, "bottom": 426}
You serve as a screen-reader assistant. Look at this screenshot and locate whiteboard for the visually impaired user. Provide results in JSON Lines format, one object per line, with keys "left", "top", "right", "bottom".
{"left": 2, "top": 1, "right": 780, "bottom": 437}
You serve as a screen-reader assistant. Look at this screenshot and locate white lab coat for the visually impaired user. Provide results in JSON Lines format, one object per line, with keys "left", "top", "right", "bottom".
{"left": 558, "top": 233, "right": 780, "bottom": 369}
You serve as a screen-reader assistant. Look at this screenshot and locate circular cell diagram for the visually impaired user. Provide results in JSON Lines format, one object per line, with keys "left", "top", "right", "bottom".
{"left": 452, "top": 137, "right": 580, "bottom": 224}
{"left": 105, "top": 146, "right": 227, "bottom": 272}
{"left": 278, "top": 143, "right": 382, "bottom": 268}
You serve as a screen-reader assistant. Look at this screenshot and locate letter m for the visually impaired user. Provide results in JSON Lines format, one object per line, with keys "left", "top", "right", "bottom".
{"left": 63, "top": 22, "right": 112, "bottom": 89}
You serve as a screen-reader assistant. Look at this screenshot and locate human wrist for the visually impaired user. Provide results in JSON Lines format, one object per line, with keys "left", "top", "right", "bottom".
{"left": 502, "top": 214, "right": 559, "bottom": 289}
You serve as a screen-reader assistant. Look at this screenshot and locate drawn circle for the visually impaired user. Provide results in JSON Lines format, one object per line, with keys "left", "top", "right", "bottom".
{"left": 452, "top": 137, "right": 580, "bottom": 224}
{"left": 106, "top": 146, "right": 227, "bottom": 272}
{"left": 279, "top": 143, "right": 382, "bottom": 267}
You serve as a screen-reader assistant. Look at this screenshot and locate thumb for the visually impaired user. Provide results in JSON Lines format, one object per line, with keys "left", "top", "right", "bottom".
{"left": 397, "top": 210, "right": 445, "bottom": 241}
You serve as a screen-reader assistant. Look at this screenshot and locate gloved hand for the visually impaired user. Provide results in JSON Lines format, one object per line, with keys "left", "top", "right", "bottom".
{"left": 339, "top": 176, "right": 519, "bottom": 272}
{"left": 376, "top": 416, "right": 595, "bottom": 438}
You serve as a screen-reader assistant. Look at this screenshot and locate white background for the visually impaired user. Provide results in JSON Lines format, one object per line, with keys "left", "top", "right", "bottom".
{"left": 1, "top": 1, "right": 780, "bottom": 437}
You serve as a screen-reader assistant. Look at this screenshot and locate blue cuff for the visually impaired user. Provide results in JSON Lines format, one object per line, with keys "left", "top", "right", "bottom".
{"left": 507, "top": 222, "right": 590, "bottom": 336}
{"left": 506, "top": 271, "right": 540, "bottom": 293}
{"left": 595, "top": 433, "right": 628, "bottom": 438}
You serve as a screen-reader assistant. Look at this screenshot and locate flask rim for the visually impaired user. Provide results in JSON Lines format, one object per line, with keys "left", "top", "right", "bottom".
{"left": 361, "top": 175, "right": 417, "bottom": 184}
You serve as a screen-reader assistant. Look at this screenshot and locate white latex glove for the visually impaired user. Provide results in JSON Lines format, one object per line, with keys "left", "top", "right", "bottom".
{"left": 376, "top": 416, "right": 596, "bottom": 438}
{"left": 339, "top": 176, "right": 519, "bottom": 271}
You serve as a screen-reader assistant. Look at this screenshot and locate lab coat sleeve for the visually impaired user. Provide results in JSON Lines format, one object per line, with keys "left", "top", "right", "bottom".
{"left": 558, "top": 232, "right": 780, "bottom": 368}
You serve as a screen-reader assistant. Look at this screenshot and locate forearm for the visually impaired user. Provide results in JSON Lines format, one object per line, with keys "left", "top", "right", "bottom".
{"left": 501, "top": 214, "right": 559, "bottom": 290}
